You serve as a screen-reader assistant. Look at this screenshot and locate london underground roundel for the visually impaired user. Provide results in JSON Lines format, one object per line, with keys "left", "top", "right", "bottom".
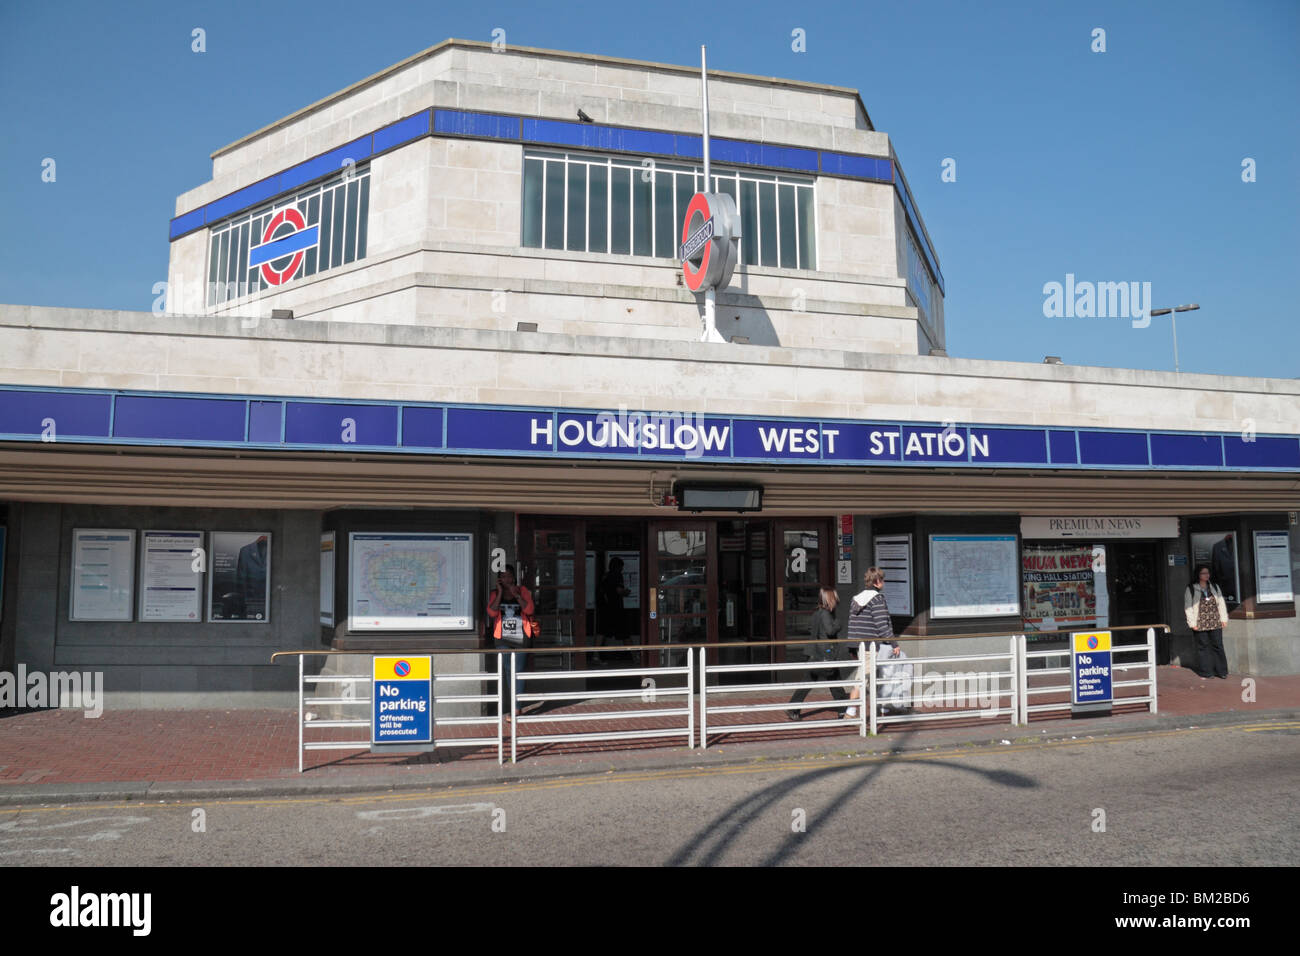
{"left": 680, "top": 191, "right": 741, "bottom": 293}
{"left": 251, "top": 207, "right": 318, "bottom": 286}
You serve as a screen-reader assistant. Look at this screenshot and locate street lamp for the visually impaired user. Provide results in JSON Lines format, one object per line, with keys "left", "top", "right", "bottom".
{"left": 1148, "top": 303, "right": 1200, "bottom": 372}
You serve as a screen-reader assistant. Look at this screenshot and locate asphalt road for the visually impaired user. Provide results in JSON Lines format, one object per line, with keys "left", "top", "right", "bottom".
{"left": 3, "top": 720, "right": 1297, "bottom": 866}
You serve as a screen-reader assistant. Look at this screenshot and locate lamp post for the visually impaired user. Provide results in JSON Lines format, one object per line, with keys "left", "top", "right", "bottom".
{"left": 1148, "top": 303, "right": 1199, "bottom": 372}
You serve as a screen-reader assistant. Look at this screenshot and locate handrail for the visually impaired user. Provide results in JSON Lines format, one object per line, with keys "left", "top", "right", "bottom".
{"left": 271, "top": 622, "right": 1171, "bottom": 662}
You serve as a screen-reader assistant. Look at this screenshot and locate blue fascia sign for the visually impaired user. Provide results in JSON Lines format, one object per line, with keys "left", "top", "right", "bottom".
{"left": 1, "top": 386, "right": 1299, "bottom": 472}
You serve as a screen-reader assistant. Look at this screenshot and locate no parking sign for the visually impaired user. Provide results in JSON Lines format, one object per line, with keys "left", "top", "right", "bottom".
{"left": 372, "top": 655, "right": 432, "bottom": 746}
{"left": 1071, "top": 631, "right": 1113, "bottom": 711}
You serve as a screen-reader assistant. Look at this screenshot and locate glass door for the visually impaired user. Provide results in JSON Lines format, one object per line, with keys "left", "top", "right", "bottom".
{"left": 520, "top": 520, "right": 585, "bottom": 671}
{"left": 773, "top": 520, "right": 832, "bottom": 662}
{"left": 716, "top": 520, "right": 772, "bottom": 678}
{"left": 647, "top": 521, "right": 713, "bottom": 669}
{"left": 585, "top": 522, "right": 644, "bottom": 669}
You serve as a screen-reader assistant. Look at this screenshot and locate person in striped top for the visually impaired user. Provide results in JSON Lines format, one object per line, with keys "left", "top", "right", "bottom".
{"left": 842, "top": 567, "right": 897, "bottom": 718}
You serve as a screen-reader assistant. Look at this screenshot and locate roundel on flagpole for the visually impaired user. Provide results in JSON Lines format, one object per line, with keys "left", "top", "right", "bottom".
{"left": 680, "top": 192, "right": 741, "bottom": 293}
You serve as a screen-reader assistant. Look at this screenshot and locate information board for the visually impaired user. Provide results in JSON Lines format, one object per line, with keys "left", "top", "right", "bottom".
{"left": 1253, "top": 531, "right": 1293, "bottom": 604}
{"left": 70, "top": 529, "right": 136, "bottom": 621}
{"left": 319, "top": 532, "right": 336, "bottom": 626}
{"left": 929, "top": 534, "right": 1019, "bottom": 618}
{"left": 372, "top": 655, "right": 432, "bottom": 745}
{"left": 873, "top": 534, "right": 913, "bottom": 616}
{"left": 140, "top": 530, "right": 203, "bottom": 622}
{"left": 349, "top": 532, "right": 472, "bottom": 630}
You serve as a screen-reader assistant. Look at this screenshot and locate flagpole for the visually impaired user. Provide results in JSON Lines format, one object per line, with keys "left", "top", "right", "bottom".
{"left": 700, "top": 44, "right": 722, "bottom": 343}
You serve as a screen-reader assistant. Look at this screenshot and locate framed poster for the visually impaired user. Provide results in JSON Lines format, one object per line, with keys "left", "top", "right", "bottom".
{"left": 1190, "top": 531, "right": 1241, "bottom": 605}
{"left": 139, "top": 530, "right": 203, "bottom": 622}
{"left": 349, "top": 532, "right": 473, "bottom": 630}
{"left": 1021, "top": 542, "right": 1108, "bottom": 634}
{"left": 929, "top": 534, "right": 1020, "bottom": 618}
{"left": 320, "top": 532, "right": 336, "bottom": 626}
{"left": 1253, "top": 531, "right": 1293, "bottom": 604}
{"left": 70, "top": 529, "right": 136, "bottom": 621}
{"left": 208, "top": 531, "right": 272, "bottom": 622}
{"left": 873, "top": 534, "right": 913, "bottom": 616}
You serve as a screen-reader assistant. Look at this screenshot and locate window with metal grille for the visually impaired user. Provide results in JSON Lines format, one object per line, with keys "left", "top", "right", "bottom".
{"left": 206, "top": 164, "right": 370, "bottom": 306}
{"left": 522, "top": 150, "right": 816, "bottom": 271}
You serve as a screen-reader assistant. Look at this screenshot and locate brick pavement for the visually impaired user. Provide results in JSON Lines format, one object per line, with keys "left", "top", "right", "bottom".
{"left": 0, "top": 665, "right": 1295, "bottom": 791}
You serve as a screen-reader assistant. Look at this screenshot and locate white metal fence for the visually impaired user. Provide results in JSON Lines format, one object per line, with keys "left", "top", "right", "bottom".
{"left": 293, "top": 652, "right": 504, "bottom": 772}
{"left": 700, "top": 644, "right": 867, "bottom": 746}
{"left": 276, "top": 625, "right": 1165, "bottom": 771}
{"left": 869, "top": 637, "right": 1020, "bottom": 735}
{"left": 1017, "top": 627, "right": 1159, "bottom": 720}
{"left": 511, "top": 648, "right": 694, "bottom": 762}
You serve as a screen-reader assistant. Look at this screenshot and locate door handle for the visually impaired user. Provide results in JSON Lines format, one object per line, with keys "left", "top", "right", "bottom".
{"left": 777, "top": 586, "right": 784, "bottom": 611}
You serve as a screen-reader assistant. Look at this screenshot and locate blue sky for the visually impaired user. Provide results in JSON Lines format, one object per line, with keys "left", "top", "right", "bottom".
{"left": 1, "top": 0, "right": 1296, "bottom": 378}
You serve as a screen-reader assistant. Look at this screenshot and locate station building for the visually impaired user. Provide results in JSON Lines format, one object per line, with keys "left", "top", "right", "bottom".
{"left": 0, "top": 39, "right": 1296, "bottom": 708}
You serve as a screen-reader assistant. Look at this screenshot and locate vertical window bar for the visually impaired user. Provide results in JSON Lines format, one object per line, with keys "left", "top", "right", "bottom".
{"left": 208, "top": 234, "right": 219, "bottom": 306}
{"left": 330, "top": 184, "right": 346, "bottom": 268}
{"left": 343, "top": 178, "right": 359, "bottom": 265}
{"left": 357, "top": 174, "right": 370, "bottom": 262}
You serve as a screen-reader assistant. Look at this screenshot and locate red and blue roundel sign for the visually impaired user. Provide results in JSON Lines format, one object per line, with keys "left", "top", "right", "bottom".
{"left": 1087, "top": 635, "right": 1099, "bottom": 650}
{"left": 394, "top": 659, "right": 411, "bottom": 677}
{"left": 679, "top": 192, "right": 740, "bottom": 293}
{"left": 249, "top": 206, "right": 319, "bottom": 286}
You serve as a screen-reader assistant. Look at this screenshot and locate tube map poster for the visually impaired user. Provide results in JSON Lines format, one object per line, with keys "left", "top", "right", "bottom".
{"left": 349, "top": 532, "right": 472, "bottom": 630}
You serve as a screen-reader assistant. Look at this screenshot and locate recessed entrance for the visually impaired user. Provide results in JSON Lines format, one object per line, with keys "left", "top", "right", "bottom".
{"left": 518, "top": 515, "right": 832, "bottom": 681}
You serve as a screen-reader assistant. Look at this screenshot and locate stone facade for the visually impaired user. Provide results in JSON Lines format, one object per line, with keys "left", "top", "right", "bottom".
{"left": 165, "top": 39, "right": 941, "bottom": 353}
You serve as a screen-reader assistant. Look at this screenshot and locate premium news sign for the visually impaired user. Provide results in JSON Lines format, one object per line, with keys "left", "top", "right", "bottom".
{"left": 1021, "top": 516, "right": 1180, "bottom": 539}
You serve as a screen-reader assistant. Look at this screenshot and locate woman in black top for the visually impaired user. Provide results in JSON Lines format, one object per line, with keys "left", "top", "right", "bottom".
{"left": 787, "top": 588, "right": 850, "bottom": 720}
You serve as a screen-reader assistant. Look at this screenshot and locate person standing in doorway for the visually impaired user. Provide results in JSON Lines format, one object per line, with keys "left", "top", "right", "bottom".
{"left": 787, "top": 588, "right": 849, "bottom": 720}
{"left": 487, "top": 565, "right": 536, "bottom": 712}
{"left": 1184, "top": 564, "right": 1229, "bottom": 680}
{"left": 595, "top": 556, "right": 630, "bottom": 665}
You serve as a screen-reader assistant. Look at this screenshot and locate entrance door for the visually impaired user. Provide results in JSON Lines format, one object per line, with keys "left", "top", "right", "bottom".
{"left": 1110, "top": 542, "right": 1162, "bottom": 628}
{"left": 773, "top": 520, "right": 832, "bottom": 663}
{"left": 715, "top": 520, "right": 772, "bottom": 674}
{"left": 647, "top": 522, "right": 713, "bottom": 668}
{"left": 520, "top": 520, "right": 585, "bottom": 671}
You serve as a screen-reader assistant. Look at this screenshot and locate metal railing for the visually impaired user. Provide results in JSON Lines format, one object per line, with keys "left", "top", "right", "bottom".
{"left": 1017, "top": 625, "right": 1160, "bottom": 720}
{"left": 869, "top": 637, "right": 1020, "bottom": 735}
{"left": 701, "top": 643, "right": 868, "bottom": 747}
{"left": 272, "top": 623, "right": 1169, "bottom": 771}
{"left": 284, "top": 650, "right": 504, "bottom": 772}
{"left": 510, "top": 647, "right": 694, "bottom": 762}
